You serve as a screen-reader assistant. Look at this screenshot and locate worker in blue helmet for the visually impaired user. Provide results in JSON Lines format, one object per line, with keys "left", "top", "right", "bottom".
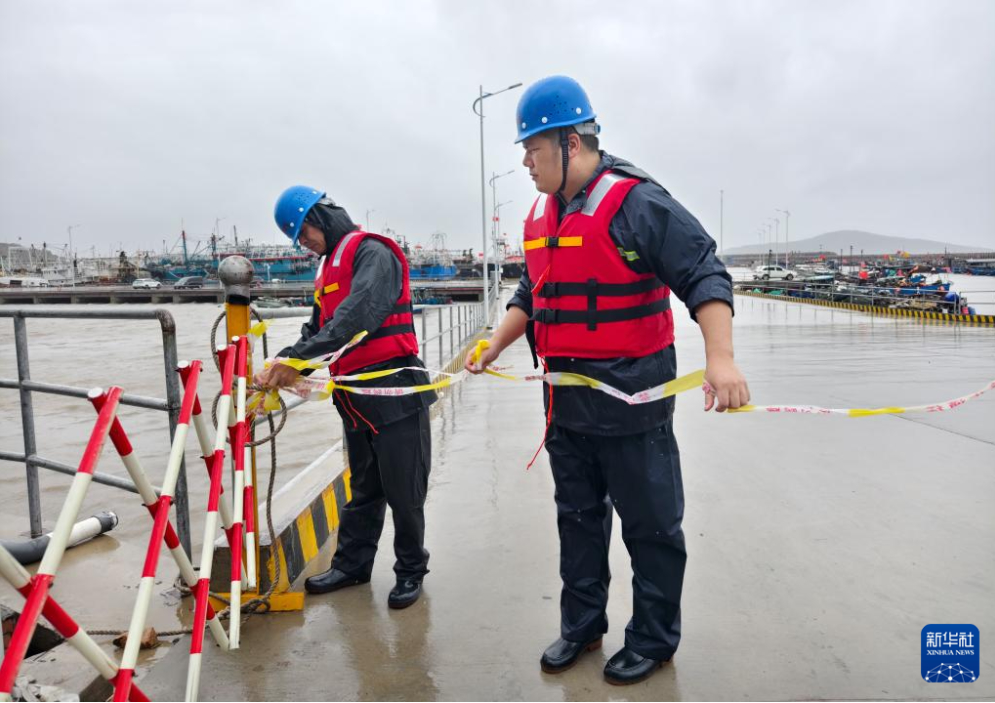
{"left": 259, "top": 186, "right": 437, "bottom": 609}
{"left": 467, "top": 76, "right": 750, "bottom": 685}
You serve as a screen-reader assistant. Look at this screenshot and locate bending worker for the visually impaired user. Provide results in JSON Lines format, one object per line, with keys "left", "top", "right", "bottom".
{"left": 466, "top": 76, "right": 750, "bottom": 685}
{"left": 256, "top": 187, "right": 436, "bottom": 609}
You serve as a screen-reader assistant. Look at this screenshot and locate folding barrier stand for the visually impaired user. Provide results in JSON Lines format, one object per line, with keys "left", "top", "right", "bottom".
{"left": 0, "top": 388, "right": 123, "bottom": 700}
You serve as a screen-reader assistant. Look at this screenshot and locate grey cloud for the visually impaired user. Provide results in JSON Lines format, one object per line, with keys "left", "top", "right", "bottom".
{"left": 1, "top": 0, "right": 992, "bottom": 256}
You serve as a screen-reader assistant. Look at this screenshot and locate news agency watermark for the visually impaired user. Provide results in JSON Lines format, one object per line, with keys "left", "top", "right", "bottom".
{"left": 922, "top": 624, "right": 979, "bottom": 682}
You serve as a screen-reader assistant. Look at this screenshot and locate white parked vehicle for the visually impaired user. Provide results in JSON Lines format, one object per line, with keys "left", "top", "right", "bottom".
{"left": 132, "top": 278, "right": 162, "bottom": 289}
{"left": 753, "top": 265, "right": 797, "bottom": 281}
{"left": 0, "top": 276, "right": 49, "bottom": 288}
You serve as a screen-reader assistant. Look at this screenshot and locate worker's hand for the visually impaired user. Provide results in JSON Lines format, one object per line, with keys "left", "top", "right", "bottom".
{"left": 253, "top": 361, "right": 301, "bottom": 390}
{"left": 702, "top": 358, "right": 750, "bottom": 412}
{"left": 464, "top": 341, "right": 500, "bottom": 374}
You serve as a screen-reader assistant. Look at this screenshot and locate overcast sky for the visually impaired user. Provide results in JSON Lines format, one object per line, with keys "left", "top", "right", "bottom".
{"left": 1, "top": 0, "right": 993, "bottom": 258}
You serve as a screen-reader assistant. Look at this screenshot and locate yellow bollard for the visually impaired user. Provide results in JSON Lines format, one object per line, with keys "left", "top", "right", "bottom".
{"left": 217, "top": 257, "right": 303, "bottom": 612}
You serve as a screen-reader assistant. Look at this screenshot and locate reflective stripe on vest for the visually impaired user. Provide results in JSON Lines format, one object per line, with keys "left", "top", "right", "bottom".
{"left": 332, "top": 231, "right": 363, "bottom": 267}
{"left": 580, "top": 172, "right": 625, "bottom": 215}
{"left": 532, "top": 194, "right": 547, "bottom": 221}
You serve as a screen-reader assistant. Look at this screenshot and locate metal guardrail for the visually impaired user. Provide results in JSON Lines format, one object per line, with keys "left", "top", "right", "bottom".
{"left": 418, "top": 303, "right": 483, "bottom": 371}
{"left": 416, "top": 276, "right": 499, "bottom": 371}
{"left": 0, "top": 308, "right": 188, "bottom": 554}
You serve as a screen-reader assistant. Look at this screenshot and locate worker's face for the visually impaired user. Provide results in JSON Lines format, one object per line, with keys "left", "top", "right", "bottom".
{"left": 522, "top": 134, "right": 562, "bottom": 195}
{"left": 297, "top": 222, "right": 326, "bottom": 255}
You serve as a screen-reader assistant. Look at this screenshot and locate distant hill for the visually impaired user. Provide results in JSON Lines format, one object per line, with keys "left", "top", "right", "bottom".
{"left": 722, "top": 230, "right": 991, "bottom": 256}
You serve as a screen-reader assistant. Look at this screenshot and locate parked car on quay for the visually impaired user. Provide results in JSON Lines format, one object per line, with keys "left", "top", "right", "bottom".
{"left": 131, "top": 278, "right": 162, "bottom": 289}
{"left": 753, "top": 265, "right": 797, "bottom": 281}
{"left": 0, "top": 276, "right": 49, "bottom": 287}
{"left": 173, "top": 276, "right": 205, "bottom": 289}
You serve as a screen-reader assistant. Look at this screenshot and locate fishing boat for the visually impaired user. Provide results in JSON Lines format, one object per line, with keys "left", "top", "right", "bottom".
{"left": 143, "top": 230, "right": 319, "bottom": 283}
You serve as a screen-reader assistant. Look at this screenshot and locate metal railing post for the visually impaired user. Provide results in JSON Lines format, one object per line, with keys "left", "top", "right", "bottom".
{"left": 421, "top": 311, "right": 427, "bottom": 361}
{"left": 449, "top": 307, "right": 454, "bottom": 359}
{"left": 14, "top": 315, "right": 42, "bottom": 537}
{"left": 437, "top": 308, "right": 443, "bottom": 368}
{"left": 157, "top": 311, "right": 191, "bottom": 557}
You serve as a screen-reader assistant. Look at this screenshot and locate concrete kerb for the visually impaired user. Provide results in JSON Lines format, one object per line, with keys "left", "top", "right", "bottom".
{"left": 209, "top": 329, "right": 490, "bottom": 596}
{"left": 735, "top": 289, "right": 995, "bottom": 325}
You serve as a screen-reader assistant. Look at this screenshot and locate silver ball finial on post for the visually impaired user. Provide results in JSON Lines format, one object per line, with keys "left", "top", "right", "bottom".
{"left": 218, "top": 256, "right": 254, "bottom": 304}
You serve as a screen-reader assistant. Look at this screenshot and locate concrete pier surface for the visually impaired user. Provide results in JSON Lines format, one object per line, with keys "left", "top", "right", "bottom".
{"left": 133, "top": 296, "right": 994, "bottom": 701}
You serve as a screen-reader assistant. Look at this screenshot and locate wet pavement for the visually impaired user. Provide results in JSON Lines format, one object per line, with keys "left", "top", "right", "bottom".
{"left": 127, "top": 294, "right": 995, "bottom": 701}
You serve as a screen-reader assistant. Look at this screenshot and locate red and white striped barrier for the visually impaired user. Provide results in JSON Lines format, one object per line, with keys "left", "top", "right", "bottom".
{"left": 179, "top": 363, "right": 246, "bottom": 589}
{"left": 89, "top": 381, "right": 230, "bottom": 655}
{"left": 237, "top": 336, "right": 258, "bottom": 592}
{"left": 186, "top": 344, "right": 236, "bottom": 702}
{"left": 227, "top": 336, "right": 249, "bottom": 649}
{"left": 102, "top": 362, "right": 205, "bottom": 701}
{"left": 0, "top": 544, "right": 150, "bottom": 702}
{"left": 0, "top": 387, "right": 121, "bottom": 700}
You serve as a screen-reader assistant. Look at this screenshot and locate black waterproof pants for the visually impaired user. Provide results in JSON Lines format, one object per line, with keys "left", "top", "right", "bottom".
{"left": 545, "top": 420, "right": 686, "bottom": 660}
{"left": 331, "top": 409, "right": 431, "bottom": 581}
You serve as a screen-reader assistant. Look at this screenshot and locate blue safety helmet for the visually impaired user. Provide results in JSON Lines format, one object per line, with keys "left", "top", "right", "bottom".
{"left": 515, "top": 76, "right": 598, "bottom": 144}
{"left": 274, "top": 185, "right": 325, "bottom": 244}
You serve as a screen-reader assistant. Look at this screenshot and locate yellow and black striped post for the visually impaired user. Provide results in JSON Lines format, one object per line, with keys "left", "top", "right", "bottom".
{"left": 734, "top": 289, "right": 995, "bottom": 326}
{"left": 217, "top": 257, "right": 304, "bottom": 611}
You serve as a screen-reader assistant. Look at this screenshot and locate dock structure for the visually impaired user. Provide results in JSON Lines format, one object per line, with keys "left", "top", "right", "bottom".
{"left": 123, "top": 296, "right": 995, "bottom": 701}
{"left": 0, "top": 280, "right": 490, "bottom": 306}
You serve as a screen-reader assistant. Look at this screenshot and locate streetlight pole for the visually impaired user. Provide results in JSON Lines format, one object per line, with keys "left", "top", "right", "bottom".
{"left": 766, "top": 219, "right": 774, "bottom": 266}
{"left": 776, "top": 209, "right": 790, "bottom": 267}
{"left": 773, "top": 217, "right": 780, "bottom": 269}
{"left": 473, "top": 82, "right": 522, "bottom": 328}
{"left": 719, "top": 189, "right": 724, "bottom": 257}
{"left": 489, "top": 169, "right": 515, "bottom": 261}
{"left": 365, "top": 209, "right": 375, "bottom": 232}
{"left": 493, "top": 200, "right": 513, "bottom": 274}
{"left": 214, "top": 217, "right": 226, "bottom": 267}
{"left": 67, "top": 224, "right": 80, "bottom": 289}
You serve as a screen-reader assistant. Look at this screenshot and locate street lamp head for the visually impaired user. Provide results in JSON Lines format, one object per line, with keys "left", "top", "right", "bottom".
{"left": 489, "top": 169, "right": 516, "bottom": 186}
{"left": 473, "top": 81, "right": 523, "bottom": 116}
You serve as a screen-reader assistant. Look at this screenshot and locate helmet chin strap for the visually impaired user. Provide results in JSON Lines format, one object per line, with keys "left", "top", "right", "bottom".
{"left": 557, "top": 127, "right": 570, "bottom": 199}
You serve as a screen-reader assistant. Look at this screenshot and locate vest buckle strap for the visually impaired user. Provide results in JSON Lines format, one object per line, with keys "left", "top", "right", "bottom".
{"left": 586, "top": 278, "right": 598, "bottom": 332}
{"left": 532, "top": 297, "right": 671, "bottom": 326}
{"left": 524, "top": 236, "right": 583, "bottom": 251}
{"left": 538, "top": 277, "right": 665, "bottom": 298}
{"left": 531, "top": 308, "right": 561, "bottom": 324}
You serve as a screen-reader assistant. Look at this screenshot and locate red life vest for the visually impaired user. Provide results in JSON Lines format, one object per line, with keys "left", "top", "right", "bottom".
{"left": 314, "top": 230, "right": 420, "bottom": 375}
{"left": 523, "top": 170, "right": 674, "bottom": 359}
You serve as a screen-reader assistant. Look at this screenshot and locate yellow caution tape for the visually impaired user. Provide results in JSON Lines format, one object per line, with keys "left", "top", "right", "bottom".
{"left": 275, "top": 331, "right": 369, "bottom": 371}
{"left": 247, "top": 320, "right": 270, "bottom": 338}
{"left": 725, "top": 379, "right": 995, "bottom": 417}
{"left": 249, "top": 333, "right": 995, "bottom": 420}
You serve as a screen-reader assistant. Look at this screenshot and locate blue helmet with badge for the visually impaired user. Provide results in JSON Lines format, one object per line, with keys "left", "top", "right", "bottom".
{"left": 515, "top": 75, "right": 598, "bottom": 143}
{"left": 274, "top": 185, "right": 325, "bottom": 244}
